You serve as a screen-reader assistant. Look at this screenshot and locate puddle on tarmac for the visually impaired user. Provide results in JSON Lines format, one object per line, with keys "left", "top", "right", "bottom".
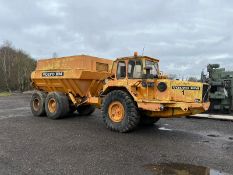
{"left": 144, "top": 163, "right": 230, "bottom": 175}
{"left": 207, "top": 134, "right": 220, "bottom": 138}
{"left": 158, "top": 127, "right": 173, "bottom": 131}
{"left": 202, "top": 140, "right": 210, "bottom": 143}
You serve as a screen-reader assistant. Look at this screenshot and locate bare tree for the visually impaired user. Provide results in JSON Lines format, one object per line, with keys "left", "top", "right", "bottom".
{"left": 52, "top": 52, "right": 58, "bottom": 58}
{"left": 187, "top": 77, "right": 199, "bottom": 82}
{"left": 0, "top": 41, "right": 36, "bottom": 92}
{"left": 168, "top": 74, "right": 178, "bottom": 80}
{"left": 0, "top": 41, "right": 12, "bottom": 92}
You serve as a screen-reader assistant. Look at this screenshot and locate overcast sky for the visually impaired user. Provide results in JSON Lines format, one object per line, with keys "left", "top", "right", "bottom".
{"left": 0, "top": 0, "right": 233, "bottom": 78}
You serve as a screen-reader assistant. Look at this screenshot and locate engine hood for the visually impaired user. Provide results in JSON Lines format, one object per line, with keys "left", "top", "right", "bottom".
{"left": 153, "top": 79, "right": 206, "bottom": 103}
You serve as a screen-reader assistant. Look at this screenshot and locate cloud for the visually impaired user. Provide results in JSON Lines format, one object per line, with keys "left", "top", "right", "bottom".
{"left": 0, "top": 0, "right": 232, "bottom": 76}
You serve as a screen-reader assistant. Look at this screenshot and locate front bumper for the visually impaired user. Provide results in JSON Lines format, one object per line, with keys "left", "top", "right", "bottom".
{"left": 137, "top": 100, "right": 210, "bottom": 112}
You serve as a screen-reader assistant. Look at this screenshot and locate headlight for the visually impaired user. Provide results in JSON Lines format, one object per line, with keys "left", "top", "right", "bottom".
{"left": 157, "top": 82, "right": 167, "bottom": 92}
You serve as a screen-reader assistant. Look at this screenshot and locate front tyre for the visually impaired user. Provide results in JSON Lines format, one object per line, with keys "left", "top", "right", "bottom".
{"left": 102, "top": 90, "right": 140, "bottom": 133}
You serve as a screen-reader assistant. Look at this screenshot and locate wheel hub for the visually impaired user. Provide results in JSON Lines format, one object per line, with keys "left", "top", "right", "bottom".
{"left": 108, "top": 101, "right": 125, "bottom": 122}
{"left": 33, "top": 98, "right": 40, "bottom": 111}
{"left": 48, "top": 98, "right": 57, "bottom": 113}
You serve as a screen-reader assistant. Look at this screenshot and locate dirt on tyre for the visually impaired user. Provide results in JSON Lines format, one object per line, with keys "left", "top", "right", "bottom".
{"left": 77, "top": 105, "right": 95, "bottom": 116}
{"left": 102, "top": 90, "right": 140, "bottom": 133}
{"left": 30, "top": 91, "right": 47, "bottom": 117}
{"left": 45, "top": 92, "right": 69, "bottom": 119}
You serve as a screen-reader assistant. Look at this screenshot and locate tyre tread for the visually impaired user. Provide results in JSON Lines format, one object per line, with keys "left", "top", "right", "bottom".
{"left": 30, "top": 91, "right": 47, "bottom": 117}
{"left": 102, "top": 90, "right": 140, "bottom": 132}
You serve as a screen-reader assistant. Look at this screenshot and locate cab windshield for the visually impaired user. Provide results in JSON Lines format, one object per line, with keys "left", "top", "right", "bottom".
{"left": 128, "top": 60, "right": 142, "bottom": 79}
{"left": 145, "top": 60, "right": 159, "bottom": 78}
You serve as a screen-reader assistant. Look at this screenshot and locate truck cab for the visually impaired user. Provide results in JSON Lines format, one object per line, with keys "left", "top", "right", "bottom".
{"left": 114, "top": 54, "right": 160, "bottom": 80}
{"left": 103, "top": 53, "right": 210, "bottom": 120}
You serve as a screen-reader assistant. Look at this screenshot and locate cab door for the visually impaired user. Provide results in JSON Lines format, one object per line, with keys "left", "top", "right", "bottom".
{"left": 112, "top": 60, "right": 128, "bottom": 87}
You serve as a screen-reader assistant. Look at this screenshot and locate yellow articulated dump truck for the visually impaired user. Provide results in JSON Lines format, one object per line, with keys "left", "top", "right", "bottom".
{"left": 30, "top": 53, "right": 210, "bottom": 132}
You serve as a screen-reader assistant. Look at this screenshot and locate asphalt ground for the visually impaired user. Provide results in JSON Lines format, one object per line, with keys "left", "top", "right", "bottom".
{"left": 0, "top": 94, "right": 232, "bottom": 175}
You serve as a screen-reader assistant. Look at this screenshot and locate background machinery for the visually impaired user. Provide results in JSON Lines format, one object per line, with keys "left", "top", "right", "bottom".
{"left": 201, "top": 64, "right": 233, "bottom": 113}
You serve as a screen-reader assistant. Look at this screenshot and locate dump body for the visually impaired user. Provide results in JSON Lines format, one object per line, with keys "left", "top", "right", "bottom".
{"left": 31, "top": 55, "right": 113, "bottom": 98}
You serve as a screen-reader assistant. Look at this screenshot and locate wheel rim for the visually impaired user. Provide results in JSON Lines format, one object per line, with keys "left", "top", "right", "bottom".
{"left": 33, "top": 98, "right": 40, "bottom": 111}
{"left": 48, "top": 98, "right": 57, "bottom": 113}
{"left": 108, "top": 101, "right": 125, "bottom": 122}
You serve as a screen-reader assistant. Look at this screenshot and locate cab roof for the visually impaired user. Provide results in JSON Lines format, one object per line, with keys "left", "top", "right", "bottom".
{"left": 116, "top": 56, "right": 159, "bottom": 62}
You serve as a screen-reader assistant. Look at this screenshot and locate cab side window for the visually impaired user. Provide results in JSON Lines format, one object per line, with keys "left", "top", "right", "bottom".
{"left": 128, "top": 60, "right": 142, "bottom": 79}
{"left": 117, "top": 61, "right": 126, "bottom": 79}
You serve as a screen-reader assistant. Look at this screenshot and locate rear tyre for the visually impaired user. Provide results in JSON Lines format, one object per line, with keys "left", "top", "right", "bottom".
{"left": 102, "top": 90, "right": 140, "bottom": 133}
{"left": 30, "top": 91, "right": 47, "bottom": 117}
{"left": 45, "top": 92, "right": 69, "bottom": 119}
{"left": 140, "top": 114, "right": 160, "bottom": 126}
{"left": 77, "top": 105, "right": 95, "bottom": 116}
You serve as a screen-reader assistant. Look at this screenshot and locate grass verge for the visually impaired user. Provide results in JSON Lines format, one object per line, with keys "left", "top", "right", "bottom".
{"left": 0, "top": 92, "right": 11, "bottom": 97}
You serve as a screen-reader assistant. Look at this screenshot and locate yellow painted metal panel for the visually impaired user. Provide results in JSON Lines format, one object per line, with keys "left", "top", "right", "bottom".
{"left": 31, "top": 55, "right": 113, "bottom": 98}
